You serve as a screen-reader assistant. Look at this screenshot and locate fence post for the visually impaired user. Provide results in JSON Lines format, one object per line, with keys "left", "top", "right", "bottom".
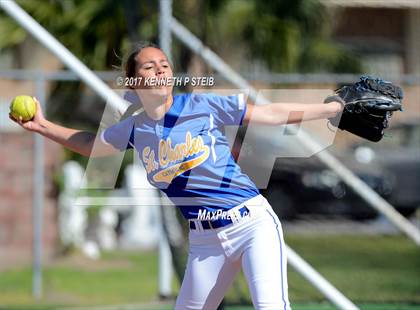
{"left": 32, "top": 74, "right": 46, "bottom": 298}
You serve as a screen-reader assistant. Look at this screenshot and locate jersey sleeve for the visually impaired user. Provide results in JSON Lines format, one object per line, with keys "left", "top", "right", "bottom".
{"left": 204, "top": 93, "right": 247, "bottom": 126}
{"left": 100, "top": 116, "right": 135, "bottom": 151}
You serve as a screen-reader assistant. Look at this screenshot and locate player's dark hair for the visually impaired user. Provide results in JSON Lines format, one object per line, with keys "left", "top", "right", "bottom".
{"left": 124, "top": 41, "right": 160, "bottom": 80}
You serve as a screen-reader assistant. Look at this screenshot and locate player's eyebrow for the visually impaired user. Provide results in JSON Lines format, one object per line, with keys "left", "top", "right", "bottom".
{"left": 140, "top": 59, "right": 169, "bottom": 66}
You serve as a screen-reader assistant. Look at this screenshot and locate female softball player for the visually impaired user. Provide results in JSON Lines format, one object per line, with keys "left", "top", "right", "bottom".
{"left": 11, "top": 42, "right": 343, "bottom": 310}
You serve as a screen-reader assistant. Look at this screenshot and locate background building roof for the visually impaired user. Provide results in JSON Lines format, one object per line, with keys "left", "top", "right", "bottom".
{"left": 322, "top": 0, "right": 420, "bottom": 9}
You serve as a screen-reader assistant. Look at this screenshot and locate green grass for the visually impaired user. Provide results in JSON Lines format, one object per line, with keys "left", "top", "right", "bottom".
{"left": 0, "top": 235, "right": 419, "bottom": 309}
{"left": 2, "top": 303, "right": 419, "bottom": 310}
{"left": 0, "top": 251, "right": 170, "bottom": 307}
{"left": 285, "top": 235, "right": 420, "bottom": 304}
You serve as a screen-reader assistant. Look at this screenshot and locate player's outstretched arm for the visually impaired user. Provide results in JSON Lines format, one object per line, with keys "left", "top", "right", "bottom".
{"left": 9, "top": 97, "right": 118, "bottom": 157}
{"left": 244, "top": 101, "right": 343, "bottom": 125}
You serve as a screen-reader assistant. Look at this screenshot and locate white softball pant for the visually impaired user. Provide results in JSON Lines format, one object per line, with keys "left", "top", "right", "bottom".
{"left": 175, "top": 195, "right": 291, "bottom": 310}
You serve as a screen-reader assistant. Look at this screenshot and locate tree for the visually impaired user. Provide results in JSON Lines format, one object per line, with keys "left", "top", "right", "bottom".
{"left": 196, "top": 0, "right": 361, "bottom": 73}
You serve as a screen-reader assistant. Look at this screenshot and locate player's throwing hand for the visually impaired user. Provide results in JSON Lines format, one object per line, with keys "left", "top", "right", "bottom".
{"left": 9, "top": 97, "right": 46, "bottom": 133}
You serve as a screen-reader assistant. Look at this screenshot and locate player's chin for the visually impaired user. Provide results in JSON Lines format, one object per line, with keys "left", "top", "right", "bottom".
{"left": 150, "top": 86, "right": 172, "bottom": 97}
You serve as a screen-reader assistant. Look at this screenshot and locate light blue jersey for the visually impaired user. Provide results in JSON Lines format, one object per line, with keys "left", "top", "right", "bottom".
{"left": 102, "top": 93, "right": 260, "bottom": 219}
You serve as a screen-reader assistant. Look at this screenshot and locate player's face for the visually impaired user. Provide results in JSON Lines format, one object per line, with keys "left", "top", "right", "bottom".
{"left": 135, "top": 47, "right": 174, "bottom": 97}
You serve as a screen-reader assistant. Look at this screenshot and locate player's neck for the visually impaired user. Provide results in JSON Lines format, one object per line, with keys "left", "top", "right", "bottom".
{"left": 138, "top": 92, "right": 173, "bottom": 121}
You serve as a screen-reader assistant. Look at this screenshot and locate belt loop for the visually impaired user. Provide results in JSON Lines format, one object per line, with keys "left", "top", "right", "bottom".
{"left": 227, "top": 208, "right": 236, "bottom": 223}
{"left": 199, "top": 220, "right": 205, "bottom": 232}
{"left": 232, "top": 210, "right": 240, "bottom": 224}
{"left": 195, "top": 220, "right": 203, "bottom": 232}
